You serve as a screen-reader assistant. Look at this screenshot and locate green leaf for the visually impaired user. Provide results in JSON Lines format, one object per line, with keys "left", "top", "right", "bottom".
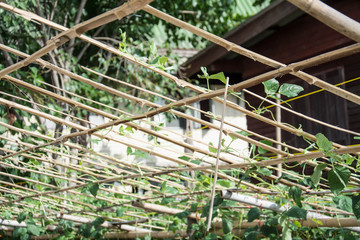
{"left": 27, "top": 224, "right": 41, "bottom": 236}
{"left": 198, "top": 67, "right": 209, "bottom": 80}
{"left": 278, "top": 83, "right": 304, "bottom": 98}
{"left": 245, "top": 231, "right": 258, "bottom": 240}
{"left": 175, "top": 210, "right": 191, "bottom": 219}
{"left": 92, "top": 217, "right": 104, "bottom": 227}
{"left": 263, "top": 79, "right": 279, "bottom": 95}
{"left": 217, "top": 179, "right": 231, "bottom": 188}
{"left": 315, "top": 133, "right": 332, "bottom": 152}
{"left": 311, "top": 163, "right": 327, "bottom": 187}
{"left": 258, "top": 140, "right": 273, "bottom": 154}
{"left": 248, "top": 207, "right": 262, "bottom": 222}
{"left": 17, "top": 212, "right": 27, "bottom": 223}
{"left": 352, "top": 195, "right": 360, "bottom": 219}
{"left": 158, "top": 56, "right": 168, "bottom": 66}
{"left": 178, "top": 156, "right": 190, "bottom": 161}
{"left": 289, "top": 186, "right": 302, "bottom": 208}
{"left": 236, "top": 130, "right": 251, "bottom": 137}
{"left": 222, "top": 234, "right": 234, "bottom": 240}
{"left": 89, "top": 183, "right": 99, "bottom": 197}
{"left": 208, "top": 142, "right": 217, "bottom": 154}
{"left": 161, "top": 197, "right": 175, "bottom": 204}
{"left": 13, "top": 227, "right": 27, "bottom": 237}
{"left": 328, "top": 166, "right": 350, "bottom": 195}
{"left": 116, "top": 207, "right": 126, "bottom": 217}
{"left": 205, "top": 233, "right": 218, "bottom": 240}
{"left": 209, "top": 72, "right": 226, "bottom": 84}
{"left": 258, "top": 167, "right": 272, "bottom": 176}
{"left": 0, "top": 118, "right": 8, "bottom": 134}
{"left": 222, "top": 216, "right": 233, "bottom": 234}
{"left": 285, "top": 206, "right": 307, "bottom": 220}
{"left": 126, "top": 146, "right": 133, "bottom": 155}
{"left": 333, "top": 195, "right": 352, "bottom": 212}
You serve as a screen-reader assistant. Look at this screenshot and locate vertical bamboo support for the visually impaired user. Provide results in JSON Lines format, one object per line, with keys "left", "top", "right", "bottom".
{"left": 276, "top": 94, "right": 282, "bottom": 177}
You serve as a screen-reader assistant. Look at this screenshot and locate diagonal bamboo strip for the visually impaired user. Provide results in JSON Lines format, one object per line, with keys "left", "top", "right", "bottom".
{"left": 0, "top": 0, "right": 153, "bottom": 78}
{"left": 0, "top": 98, "right": 270, "bottom": 201}
{"left": 1, "top": 4, "right": 359, "bottom": 151}
{"left": 0, "top": 43, "right": 283, "bottom": 158}
{"left": 0, "top": 18, "right": 345, "bottom": 153}
{"left": 3, "top": 3, "right": 359, "bottom": 135}
{"left": 243, "top": 89, "right": 360, "bottom": 136}
{"left": 143, "top": 5, "right": 360, "bottom": 105}
{"left": 2, "top": 73, "right": 288, "bottom": 157}
{"left": 81, "top": 66, "right": 301, "bottom": 154}
{"left": 0, "top": 142, "right": 164, "bottom": 197}
{"left": 80, "top": 66, "right": 304, "bottom": 155}
{"left": 286, "top": 0, "right": 360, "bottom": 43}
{"left": 3, "top": 143, "right": 359, "bottom": 207}
{"left": 0, "top": 120, "right": 197, "bottom": 188}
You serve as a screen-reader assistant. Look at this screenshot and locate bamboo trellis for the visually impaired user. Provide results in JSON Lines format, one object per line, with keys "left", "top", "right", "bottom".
{"left": 0, "top": 0, "right": 360, "bottom": 238}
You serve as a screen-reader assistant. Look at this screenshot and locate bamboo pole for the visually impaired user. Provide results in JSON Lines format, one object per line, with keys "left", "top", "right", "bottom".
{"left": 207, "top": 77, "right": 229, "bottom": 231}
{"left": 220, "top": 190, "right": 360, "bottom": 232}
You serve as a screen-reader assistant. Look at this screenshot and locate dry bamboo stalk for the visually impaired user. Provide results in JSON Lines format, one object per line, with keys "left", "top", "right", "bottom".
{"left": 286, "top": 0, "right": 360, "bottom": 43}
{"left": 80, "top": 66, "right": 286, "bottom": 160}
{"left": 0, "top": 120, "right": 196, "bottom": 189}
{"left": 1, "top": 74, "right": 240, "bottom": 165}
{"left": 1, "top": 7, "right": 354, "bottom": 149}
{"left": 38, "top": 80, "right": 238, "bottom": 164}
{"left": 244, "top": 89, "right": 360, "bottom": 136}
{"left": 288, "top": 43, "right": 360, "bottom": 71}
{"left": 0, "top": 0, "right": 153, "bottom": 78}
{"left": 0, "top": 144, "right": 148, "bottom": 201}
{"left": 221, "top": 190, "right": 360, "bottom": 232}
{"left": 0, "top": 45, "right": 324, "bottom": 158}
{"left": 0, "top": 97, "right": 268, "bottom": 192}
{"left": 1, "top": 4, "right": 359, "bottom": 146}
{"left": 132, "top": 201, "right": 200, "bottom": 219}
{"left": 212, "top": 217, "right": 360, "bottom": 229}
{"left": 143, "top": 5, "right": 360, "bottom": 105}
{"left": 0, "top": 47, "right": 282, "bottom": 160}
{"left": 4, "top": 141, "right": 359, "bottom": 207}
{"left": 207, "top": 77, "right": 229, "bottom": 231}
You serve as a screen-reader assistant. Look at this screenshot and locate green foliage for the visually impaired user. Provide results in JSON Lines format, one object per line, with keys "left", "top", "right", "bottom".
{"left": 263, "top": 78, "right": 304, "bottom": 99}
{"left": 222, "top": 215, "right": 233, "bottom": 234}
{"left": 247, "top": 207, "right": 262, "bottom": 222}
{"left": 316, "top": 133, "right": 333, "bottom": 152}
{"left": 285, "top": 206, "right": 307, "bottom": 220}
{"left": 263, "top": 79, "right": 279, "bottom": 96}
{"left": 352, "top": 195, "right": 360, "bottom": 219}
{"left": 278, "top": 84, "right": 304, "bottom": 98}
{"left": 328, "top": 165, "right": 350, "bottom": 195}
{"left": 311, "top": 163, "right": 327, "bottom": 187}
{"left": 289, "top": 186, "right": 302, "bottom": 208}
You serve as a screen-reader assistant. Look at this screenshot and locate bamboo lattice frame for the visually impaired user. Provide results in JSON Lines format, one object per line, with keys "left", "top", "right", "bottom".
{"left": 0, "top": 0, "right": 360, "bottom": 238}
